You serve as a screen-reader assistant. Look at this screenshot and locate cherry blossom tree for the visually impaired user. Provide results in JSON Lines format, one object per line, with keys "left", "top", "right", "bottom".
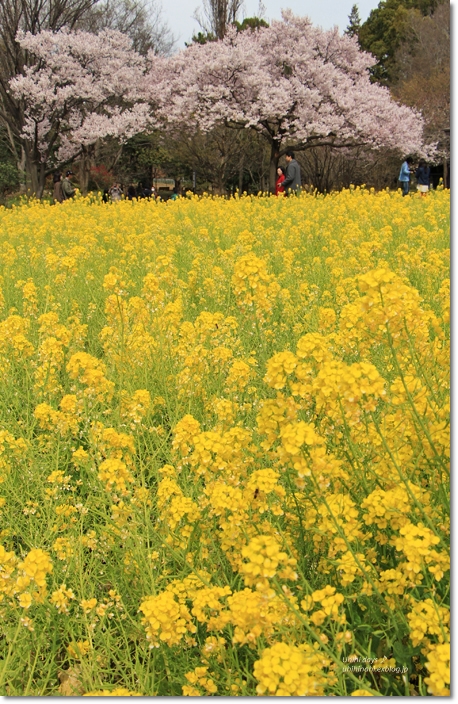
{"left": 0, "top": 0, "right": 100, "bottom": 190}
{"left": 154, "top": 11, "right": 429, "bottom": 191}
{"left": 0, "top": 0, "right": 174, "bottom": 193}
{"left": 9, "top": 28, "right": 153, "bottom": 196}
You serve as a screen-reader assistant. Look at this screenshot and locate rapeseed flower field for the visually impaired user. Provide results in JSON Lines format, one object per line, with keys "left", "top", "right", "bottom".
{"left": 0, "top": 188, "right": 449, "bottom": 696}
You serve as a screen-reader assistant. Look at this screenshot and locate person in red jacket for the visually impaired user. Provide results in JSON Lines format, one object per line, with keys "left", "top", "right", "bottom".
{"left": 275, "top": 166, "right": 285, "bottom": 195}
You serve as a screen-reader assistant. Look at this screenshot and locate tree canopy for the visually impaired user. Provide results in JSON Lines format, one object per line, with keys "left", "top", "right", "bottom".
{"left": 0, "top": 0, "right": 173, "bottom": 194}
{"left": 156, "top": 11, "right": 427, "bottom": 190}
{"left": 189, "top": 16, "right": 269, "bottom": 45}
{"left": 10, "top": 28, "right": 152, "bottom": 195}
{"left": 358, "top": 0, "right": 439, "bottom": 83}
{"left": 390, "top": 2, "right": 449, "bottom": 154}
{"left": 7, "top": 9, "right": 436, "bottom": 195}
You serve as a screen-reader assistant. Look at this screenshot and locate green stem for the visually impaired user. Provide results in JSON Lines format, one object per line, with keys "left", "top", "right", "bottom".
{"left": 0, "top": 617, "right": 22, "bottom": 689}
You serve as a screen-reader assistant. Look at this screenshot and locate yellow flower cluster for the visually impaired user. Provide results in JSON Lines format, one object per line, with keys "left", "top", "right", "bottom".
{"left": 67, "top": 351, "right": 114, "bottom": 403}
{"left": 240, "top": 534, "right": 297, "bottom": 589}
{"left": 156, "top": 475, "right": 201, "bottom": 546}
{"left": 0, "top": 188, "right": 448, "bottom": 695}
{"left": 139, "top": 590, "right": 197, "bottom": 647}
{"left": 98, "top": 458, "right": 134, "bottom": 493}
{"left": 394, "top": 522, "right": 449, "bottom": 582}
{"left": 253, "top": 641, "right": 331, "bottom": 695}
{"left": 407, "top": 598, "right": 449, "bottom": 647}
{"left": 301, "top": 585, "right": 346, "bottom": 626}
{"left": 17, "top": 548, "right": 52, "bottom": 591}
{"left": 424, "top": 642, "right": 450, "bottom": 696}
{"left": 51, "top": 583, "right": 76, "bottom": 614}
{"left": 226, "top": 588, "right": 290, "bottom": 645}
{"left": 0, "top": 544, "right": 52, "bottom": 609}
{"left": 231, "top": 252, "right": 280, "bottom": 323}
{"left": 0, "top": 429, "right": 28, "bottom": 482}
{"left": 34, "top": 396, "right": 81, "bottom": 436}
{"left": 67, "top": 640, "right": 90, "bottom": 659}
{"left": 183, "top": 666, "right": 217, "bottom": 695}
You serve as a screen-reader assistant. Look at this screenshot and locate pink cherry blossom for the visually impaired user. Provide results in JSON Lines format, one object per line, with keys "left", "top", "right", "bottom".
{"left": 10, "top": 28, "right": 152, "bottom": 168}
{"left": 152, "top": 11, "right": 432, "bottom": 190}
{"left": 10, "top": 12, "right": 434, "bottom": 196}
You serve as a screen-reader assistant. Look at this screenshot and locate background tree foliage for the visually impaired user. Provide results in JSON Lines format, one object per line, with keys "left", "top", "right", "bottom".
{"left": 357, "top": 0, "right": 440, "bottom": 83}
{"left": 76, "top": 0, "right": 176, "bottom": 55}
{"left": 345, "top": 4, "right": 361, "bottom": 38}
{"left": 390, "top": 1, "right": 449, "bottom": 150}
{"left": 0, "top": 0, "right": 99, "bottom": 189}
{"left": 356, "top": 0, "right": 449, "bottom": 185}
{"left": 193, "top": 0, "right": 243, "bottom": 39}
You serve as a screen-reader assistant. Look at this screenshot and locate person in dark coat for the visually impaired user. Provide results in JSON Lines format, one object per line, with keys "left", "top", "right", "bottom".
{"left": 282, "top": 149, "right": 302, "bottom": 194}
{"left": 53, "top": 172, "right": 63, "bottom": 203}
{"left": 61, "top": 170, "right": 75, "bottom": 200}
{"left": 416, "top": 159, "right": 431, "bottom": 196}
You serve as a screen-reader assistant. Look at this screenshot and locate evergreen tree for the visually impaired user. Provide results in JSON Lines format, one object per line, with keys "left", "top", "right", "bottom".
{"left": 358, "top": 0, "right": 439, "bottom": 84}
{"left": 345, "top": 4, "right": 361, "bottom": 38}
{"left": 189, "top": 17, "right": 268, "bottom": 45}
{"left": 233, "top": 17, "right": 269, "bottom": 32}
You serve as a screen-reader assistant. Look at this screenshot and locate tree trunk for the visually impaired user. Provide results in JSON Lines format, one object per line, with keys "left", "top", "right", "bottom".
{"left": 78, "top": 146, "right": 93, "bottom": 196}
{"left": 18, "top": 146, "right": 26, "bottom": 194}
{"left": 269, "top": 141, "right": 280, "bottom": 193}
{"left": 24, "top": 146, "right": 47, "bottom": 198}
{"left": 25, "top": 156, "right": 38, "bottom": 197}
{"left": 238, "top": 153, "right": 244, "bottom": 193}
{"left": 216, "top": 153, "right": 226, "bottom": 195}
{"left": 24, "top": 148, "right": 36, "bottom": 195}
{"left": 37, "top": 162, "right": 46, "bottom": 198}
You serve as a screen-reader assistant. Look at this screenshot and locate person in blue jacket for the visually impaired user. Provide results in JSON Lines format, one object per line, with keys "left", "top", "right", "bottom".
{"left": 399, "top": 157, "right": 413, "bottom": 196}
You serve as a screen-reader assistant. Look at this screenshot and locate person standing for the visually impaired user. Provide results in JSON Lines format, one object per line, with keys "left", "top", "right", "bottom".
{"left": 127, "top": 185, "right": 137, "bottom": 200}
{"left": 53, "top": 172, "right": 63, "bottom": 203}
{"left": 415, "top": 159, "right": 431, "bottom": 196}
{"left": 399, "top": 157, "right": 413, "bottom": 196}
{"left": 282, "top": 150, "right": 302, "bottom": 194}
{"left": 61, "top": 170, "right": 75, "bottom": 200}
{"left": 109, "top": 182, "right": 123, "bottom": 201}
{"left": 275, "top": 167, "right": 285, "bottom": 195}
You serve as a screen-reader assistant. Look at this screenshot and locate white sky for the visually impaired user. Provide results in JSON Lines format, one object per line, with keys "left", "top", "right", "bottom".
{"left": 162, "top": 0, "right": 383, "bottom": 49}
